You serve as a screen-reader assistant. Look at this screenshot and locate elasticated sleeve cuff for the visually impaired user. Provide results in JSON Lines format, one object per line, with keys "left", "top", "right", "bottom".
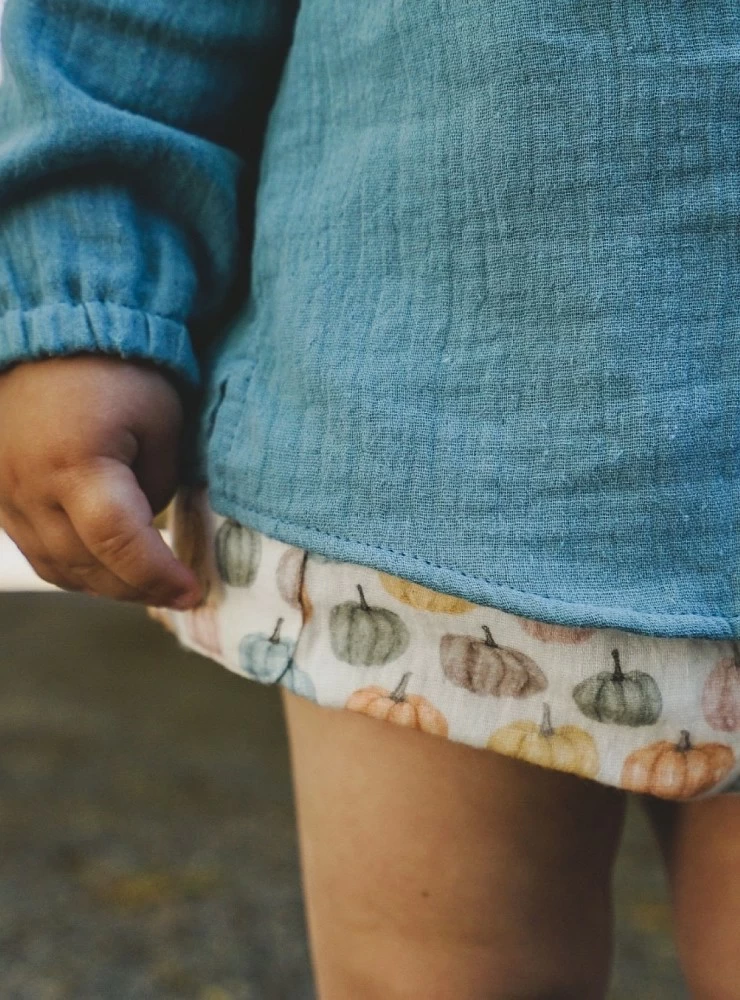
{"left": 0, "top": 301, "right": 200, "bottom": 391}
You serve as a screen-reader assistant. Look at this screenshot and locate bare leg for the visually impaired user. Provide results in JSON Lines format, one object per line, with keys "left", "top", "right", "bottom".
{"left": 640, "top": 793, "right": 740, "bottom": 1000}
{"left": 281, "top": 690, "right": 628, "bottom": 1000}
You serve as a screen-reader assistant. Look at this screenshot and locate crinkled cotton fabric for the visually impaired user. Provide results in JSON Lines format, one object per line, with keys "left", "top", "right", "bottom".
{"left": 147, "top": 486, "right": 740, "bottom": 802}
{"left": 1, "top": 0, "right": 739, "bottom": 639}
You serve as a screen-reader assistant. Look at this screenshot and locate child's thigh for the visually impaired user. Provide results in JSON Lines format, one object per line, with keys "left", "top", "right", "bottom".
{"left": 641, "top": 794, "right": 740, "bottom": 999}
{"left": 281, "top": 690, "right": 628, "bottom": 1000}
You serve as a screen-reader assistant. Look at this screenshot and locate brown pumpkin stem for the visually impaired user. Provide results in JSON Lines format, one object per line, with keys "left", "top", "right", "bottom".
{"left": 481, "top": 625, "right": 498, "bottom": 648}
{"left": 269, "top": 617, "right": 284, "bottom": 643}
{"left": 677, "top": 729, "right": 692, "bottom": 753}
{"left": 356, "top": 584, "right": 370, "bottom": 611}
{"left": 390, "top": 672, "right": 412, "bottom": 702}
{"left": 611, "top": 648, "right": 624, "bottom": 681}
{"left": 540, "top": 702, "right": 555, "bottom": 738}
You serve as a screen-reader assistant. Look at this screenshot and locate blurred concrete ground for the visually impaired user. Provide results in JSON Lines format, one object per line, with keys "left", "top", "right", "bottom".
{"left": 0, "top": 593, "right": 689, "bottom": 1000}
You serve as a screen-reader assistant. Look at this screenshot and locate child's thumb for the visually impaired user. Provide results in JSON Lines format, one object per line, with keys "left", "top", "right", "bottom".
{"left": 62, "top": 457, "right": 201, "bottom": 607}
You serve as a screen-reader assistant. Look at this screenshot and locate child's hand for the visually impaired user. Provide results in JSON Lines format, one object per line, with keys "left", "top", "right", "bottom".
{"left": 0, "top": 354, "right": 203, "bottom": 609}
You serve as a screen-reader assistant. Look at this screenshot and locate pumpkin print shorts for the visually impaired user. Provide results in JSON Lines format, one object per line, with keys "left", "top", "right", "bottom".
{"left": 147, "top": 484, "right": 740, "bottom": 803}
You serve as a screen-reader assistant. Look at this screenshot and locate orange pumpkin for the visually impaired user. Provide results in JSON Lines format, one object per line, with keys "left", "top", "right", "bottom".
{"left": 486, "top": 703, "right": 599, "bottom": 780}
{"left": 377, "top": 572, "right": 477, "bottom": 614}
{"left": 345, "top": 672, "right": 449, "bottom": 737}
{"left": 620, "top": 730, "right": 735, "bottom": 800}
{"left": 516, "top": 616, "right": 596, "bottom": 645}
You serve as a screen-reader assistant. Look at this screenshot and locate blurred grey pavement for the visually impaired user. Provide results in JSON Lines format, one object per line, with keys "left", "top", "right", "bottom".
{"left": 0, "top": 593, "right": 689, "bottom": 999}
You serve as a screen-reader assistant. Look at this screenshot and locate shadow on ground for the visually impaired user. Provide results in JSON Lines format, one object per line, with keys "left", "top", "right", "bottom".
{"left": 0, "top": 593, "right": 688, "bottom": 1000}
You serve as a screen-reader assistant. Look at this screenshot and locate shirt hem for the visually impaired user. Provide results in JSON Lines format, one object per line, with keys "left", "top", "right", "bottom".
{"left": 0, "top": 301, "right": 200, "bottom": 392}
{"left": 203, "top": 481, "right": 739, "bottom": 642}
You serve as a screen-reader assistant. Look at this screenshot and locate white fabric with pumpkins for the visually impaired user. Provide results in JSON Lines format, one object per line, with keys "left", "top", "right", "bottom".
{"left": 147, "top": 485, "right": 740, "bottom": 802}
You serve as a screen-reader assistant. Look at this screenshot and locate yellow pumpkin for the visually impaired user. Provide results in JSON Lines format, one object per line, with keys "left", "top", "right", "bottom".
{"left": 486, "top": 703, "right": 599, "bottom": 780}
{"left": 377, "top": 572, "right": 477, "bottom": 614}
{"left": 345, "top": 672, "right": 449, "bottom": 737}
{"left": 516, "top": 616, "right": 596, "bottom": 644}
{"left": 620, "top": 730, "right": 735, "bottom": 800}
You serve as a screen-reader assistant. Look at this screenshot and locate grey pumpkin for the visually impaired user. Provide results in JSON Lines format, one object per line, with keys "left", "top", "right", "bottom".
{"left": 439, "top": 625, "right": 548, "bottom": 698}
{"left": 329, "top": 584, "right": 410, "bottom": 666}
{"left": 214, "top": 518, "right": 262, "bottom": 586}
{"left": 572, "top": 647, "right": 662, "bottom": 726}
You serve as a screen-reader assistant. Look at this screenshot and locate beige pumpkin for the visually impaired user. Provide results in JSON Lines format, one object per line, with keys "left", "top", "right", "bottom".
{"left": 378, "top": 571, "right": 477, "bottom": 614}
{"left": 345, "top": 672, "right": 449, "bottom": 737}
{"left": 440, "top": 625, "right": 547, "bottom": 698}
{"left": 620, "top": 730, "right": 735, "bottom": 800}
{"left": 486, "top": 703, "right": 599, "bottom": 780}
{"left": 516, "top": 616, "right": 596, "bottom": 644}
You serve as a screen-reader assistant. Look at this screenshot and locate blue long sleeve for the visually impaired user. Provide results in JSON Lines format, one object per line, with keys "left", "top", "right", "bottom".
{"left": 0, "top": 0, "right": 298, "bottom": 398}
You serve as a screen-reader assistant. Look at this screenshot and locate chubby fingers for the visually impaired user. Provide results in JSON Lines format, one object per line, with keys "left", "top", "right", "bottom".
{"left": 14, "top": 502, "right": 155, "bottom": 603}
{"left": 53, "top": 457, "right": 202, "bottom": 608}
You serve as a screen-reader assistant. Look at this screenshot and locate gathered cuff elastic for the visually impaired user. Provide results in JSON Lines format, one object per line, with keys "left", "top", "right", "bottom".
{"left": 0, "top": 300, "right": 200, "bottom": 390}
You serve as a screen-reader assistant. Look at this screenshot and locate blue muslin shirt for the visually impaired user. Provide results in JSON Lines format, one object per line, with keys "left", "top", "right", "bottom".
{"left": 0, "top": 0, "right": 738, "bottom": 639}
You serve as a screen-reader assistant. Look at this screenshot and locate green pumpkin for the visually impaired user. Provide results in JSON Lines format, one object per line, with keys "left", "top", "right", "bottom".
{"left": 572, "top": 648, "right": 662, "bottom": 727}
{"left": 238, "top": 617, "right": 295, "bottom": 681}
{"left": 214, "top": 518, "right": 262, "bottom": 587}
{"left": 329, "top": 584, "right": 410, "bottom": 666}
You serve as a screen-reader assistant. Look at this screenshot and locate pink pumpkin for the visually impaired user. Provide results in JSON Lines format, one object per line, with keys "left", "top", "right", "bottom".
{"left": 702, "top": 650, "right": 740, "bottom": 732}
{"left": 517, "top": 616, "right": 596, "bottom": 644}
{"left": 275, "top": 547, "right": 313, "bottom": 622}
{"left": 276, "top": 547, "right": 306, "bottom": 607}
{"left": 184, "top": 604, "right": 223, "bottom": 657}
{"left": 171, "top": 485, "right": 224, "bottom": 605}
